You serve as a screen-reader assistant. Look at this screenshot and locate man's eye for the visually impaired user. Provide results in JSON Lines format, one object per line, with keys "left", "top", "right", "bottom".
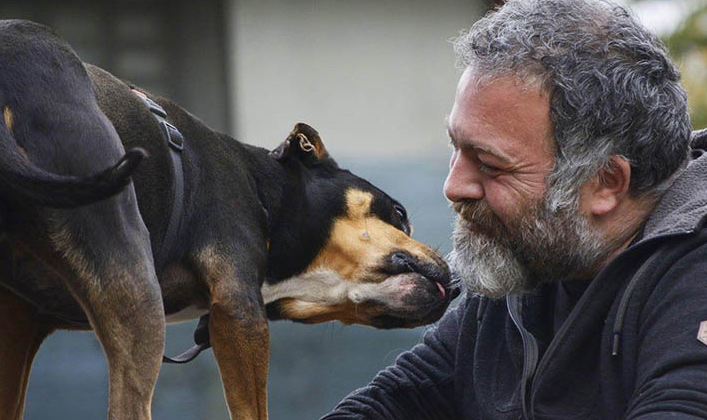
{"left": 478, "top": 161, "right": 501, "bottom": 174}
{"left": 448, "top": 137, "right": 458, "bottom": 150}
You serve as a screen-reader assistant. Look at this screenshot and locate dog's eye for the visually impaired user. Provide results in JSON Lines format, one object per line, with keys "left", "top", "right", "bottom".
{"left": 394, "top": 204, "right": 407, "bottom": 221}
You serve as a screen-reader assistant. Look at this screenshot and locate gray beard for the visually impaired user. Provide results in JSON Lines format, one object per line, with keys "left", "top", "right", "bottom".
{"left": 448, "top": 218, "right": 530, "bottom": 298}
{"left": 447, "top": 196, "right": 612, "bottom": 299}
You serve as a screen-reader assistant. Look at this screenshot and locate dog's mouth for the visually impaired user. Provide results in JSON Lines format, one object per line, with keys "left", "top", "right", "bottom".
{"left": 263, "top": 250, "right": 460, "bottom": 328}
{"left": 364, "top": 252, "right": 461, "bottom": 328}
{"left": 378, "top": 251, "right": 453, "bottom": 294}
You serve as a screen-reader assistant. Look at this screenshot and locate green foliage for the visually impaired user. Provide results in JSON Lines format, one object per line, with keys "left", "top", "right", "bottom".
{"left": 660, "top": 3, "right": 707, "bottom": 129}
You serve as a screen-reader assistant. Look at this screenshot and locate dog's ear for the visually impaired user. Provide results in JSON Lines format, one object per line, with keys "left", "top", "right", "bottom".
{"left": 270, "top": 123, "right": 329, "bottom": 164}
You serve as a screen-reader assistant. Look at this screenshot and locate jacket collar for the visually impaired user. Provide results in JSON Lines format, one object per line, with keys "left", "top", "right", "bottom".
{"left": 638, "top": 150, "right": 707, "bottom": 245}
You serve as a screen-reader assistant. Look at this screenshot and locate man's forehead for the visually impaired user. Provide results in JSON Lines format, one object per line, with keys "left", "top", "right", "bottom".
{"left": 446, "top": 69, "right": 555, "bottom": 162}
{"left": 445, "top": 117, "right": 514, "bottom": 164}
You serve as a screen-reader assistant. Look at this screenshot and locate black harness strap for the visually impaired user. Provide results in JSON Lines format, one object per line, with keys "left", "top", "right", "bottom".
{"left": 131, "top": 90, "right": 184, "bottom": 270}
{"left": 132, "top": 89, "right": 211, "bottom": 364}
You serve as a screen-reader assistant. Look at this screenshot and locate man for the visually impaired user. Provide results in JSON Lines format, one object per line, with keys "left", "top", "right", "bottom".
{"left": 322, "top": 0, "right": 707, "bottom": 418}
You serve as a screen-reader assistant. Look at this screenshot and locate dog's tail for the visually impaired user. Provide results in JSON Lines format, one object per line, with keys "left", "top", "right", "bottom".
{"left": 0, "top": 144, "right": 147, "bottom": 208}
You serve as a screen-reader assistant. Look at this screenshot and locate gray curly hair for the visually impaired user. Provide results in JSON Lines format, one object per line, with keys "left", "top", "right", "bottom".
{"left": 454, "top": 0, "right": 691, "bottom": 210}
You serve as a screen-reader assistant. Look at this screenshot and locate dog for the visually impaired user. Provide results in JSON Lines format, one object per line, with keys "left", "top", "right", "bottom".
{"left": 0, "top": 20, "right": 458, "bottom": 419}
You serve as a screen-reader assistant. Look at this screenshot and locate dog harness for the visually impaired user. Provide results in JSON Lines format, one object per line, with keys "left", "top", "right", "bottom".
{"left": 131, "top": 88, "right": 184, "bottom": 270}
{"left": 132, "top": 89, "right": 211, "bottom": 364}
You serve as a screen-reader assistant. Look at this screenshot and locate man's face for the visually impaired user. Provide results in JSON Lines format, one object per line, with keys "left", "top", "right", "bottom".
{"left": 444, "top": 69, "right": 609, "bottom": 297}
{"left": 444, "top": 68, "right": 555, "bottom": 224}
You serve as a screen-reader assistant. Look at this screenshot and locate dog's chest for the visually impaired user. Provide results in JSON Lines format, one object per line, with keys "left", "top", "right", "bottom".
{"left": 158, "top": 262, "right": 209, "bottom": 323}
{"left": 165, "top": 304, "right": 209, "bottom": 324}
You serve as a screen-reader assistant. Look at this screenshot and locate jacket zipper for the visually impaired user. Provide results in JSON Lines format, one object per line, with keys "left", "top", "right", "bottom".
{"left": 507, "top": 293, "right": 538, "bottom": 420}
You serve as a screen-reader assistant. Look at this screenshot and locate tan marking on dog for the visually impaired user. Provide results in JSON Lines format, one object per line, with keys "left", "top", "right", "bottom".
{"left": 48, "top": 226, "right": 156, "bottom": 306}
{"left": 304, "top": 188, "right": 433, "bottom": 282}
{"left": 194, "top": 245, "right": 242, "bottom": 303}
{"left": 346, "top": 189, "right": 373, "bottom": 218}
{"left": 210, "top": 305, "right": 269, "bottom": 419}
{"left": 277, "top": 298, "right": 361, "bottom": 324}
{"left": 45, "top": 223, "right": 165, "bottom": 420}
{"left": 3, "top": 107, "right": 13, "bottom": 133}
{"left": 195, "top": 245, "right": 269, "bottom": 419}
{"left": 48, "top": 227, "right": 102, "bottom": 291}
{"left": 0, "top": 106, "right": 27, "bottom": 159}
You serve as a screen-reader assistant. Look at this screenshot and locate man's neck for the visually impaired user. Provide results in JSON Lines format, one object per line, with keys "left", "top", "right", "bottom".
{"left": 599, "top": 196, "right": 657, "bottom": 269}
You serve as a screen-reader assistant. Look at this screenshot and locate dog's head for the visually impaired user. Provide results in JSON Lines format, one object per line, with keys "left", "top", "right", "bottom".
{"left": 263, "top": 123, "right": 460, "bottom": 329}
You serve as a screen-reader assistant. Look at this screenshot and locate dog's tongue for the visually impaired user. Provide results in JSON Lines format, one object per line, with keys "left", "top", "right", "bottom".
{"left": 436, "top": 282, "right": 446, "bottom": 299}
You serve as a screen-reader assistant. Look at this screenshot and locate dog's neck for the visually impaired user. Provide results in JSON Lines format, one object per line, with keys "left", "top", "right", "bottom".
{"left": 239, "top": 143, "right": 327, "bottom": 282}
{"left": 240, "top": 143, "right": 301, "bottom": 230}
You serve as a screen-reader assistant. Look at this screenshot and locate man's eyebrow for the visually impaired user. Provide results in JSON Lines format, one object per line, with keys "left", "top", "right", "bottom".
{"left": 444, "top": 118, "right": 513, "bottom": 164}
{"left": 444, "top": 118, "right": 456, "bottom": 145}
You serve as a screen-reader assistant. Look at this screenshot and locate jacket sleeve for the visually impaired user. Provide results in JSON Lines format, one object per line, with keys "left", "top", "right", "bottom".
{"left": 624, "top": 244, "right": 707, "bottom": 419}
{"left": 321, "top": 294, "right": 476, "bottom": 420}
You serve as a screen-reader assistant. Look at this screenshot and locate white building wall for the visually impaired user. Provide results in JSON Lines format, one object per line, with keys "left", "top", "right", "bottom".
{"left": 226, "top": 0, "right": 484, "bottom": 160}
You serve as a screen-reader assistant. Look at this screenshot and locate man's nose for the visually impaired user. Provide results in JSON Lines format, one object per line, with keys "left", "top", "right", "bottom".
{"left": 443, "top": 150, "right": 484, "bottom": 202}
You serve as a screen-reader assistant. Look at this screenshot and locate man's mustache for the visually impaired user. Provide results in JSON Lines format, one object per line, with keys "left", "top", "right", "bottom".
{"left": 451, "top": 200, "right": 509, "bottom": 239}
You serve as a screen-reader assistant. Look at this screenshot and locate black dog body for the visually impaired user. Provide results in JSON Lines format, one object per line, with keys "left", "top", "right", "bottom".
{"left": 0, "top": 20, "right": 456, "bottom": 420}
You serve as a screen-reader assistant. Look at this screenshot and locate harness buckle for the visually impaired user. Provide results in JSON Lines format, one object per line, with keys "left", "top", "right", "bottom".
{"left": 160, "top": 121, "right": 184, "bottom": 152}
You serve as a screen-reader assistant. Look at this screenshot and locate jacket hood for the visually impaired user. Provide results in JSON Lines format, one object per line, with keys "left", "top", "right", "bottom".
{"left": 610, "top": 148, "right": 707, "bottom": 357}
{"left": 639, "top": 150, "right": 707, "bottom": 244}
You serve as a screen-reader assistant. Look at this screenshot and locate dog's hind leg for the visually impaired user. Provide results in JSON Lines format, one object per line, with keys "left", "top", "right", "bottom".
{"left": 47, "top": 192, "right": 165, "bottom": 420}
{"left": 0, "top": 20, "right": 164, "bottom": 418}
{"left": 0, "top": 286, "right": 54, "bottom": 420}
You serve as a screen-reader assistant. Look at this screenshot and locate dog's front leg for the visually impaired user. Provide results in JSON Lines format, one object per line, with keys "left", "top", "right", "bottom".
{"left": 198, "top": 248, "right": 269, "bottom": 420}
{"left": 210, "top": 296, "right": 269, "bottom": 420}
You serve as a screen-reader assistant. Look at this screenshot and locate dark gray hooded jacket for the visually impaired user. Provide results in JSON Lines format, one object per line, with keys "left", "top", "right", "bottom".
{"left": 322, "top": 150, "right": 707, "bottom": 419}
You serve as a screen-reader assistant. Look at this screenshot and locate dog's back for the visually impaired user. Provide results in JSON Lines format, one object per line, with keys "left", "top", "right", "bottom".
{"left": 0, "top": 20, "right": 143, "bottom": 212}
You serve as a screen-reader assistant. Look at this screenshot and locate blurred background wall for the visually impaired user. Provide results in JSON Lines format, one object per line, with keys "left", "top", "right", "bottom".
{"left": 2, "top": 0, "right": 706, "bottom": 418}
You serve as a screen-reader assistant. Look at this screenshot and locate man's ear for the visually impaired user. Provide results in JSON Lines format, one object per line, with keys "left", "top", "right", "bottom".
{"left": 269, "top": 123, "right": 329, "bottom": 163}
{"left": 583, "top": 156, "right": 631, "bottom": 216}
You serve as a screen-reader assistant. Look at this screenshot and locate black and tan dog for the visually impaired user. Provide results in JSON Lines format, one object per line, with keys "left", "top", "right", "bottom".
{"left": 0, "top": 20, "right": 457, "bottom": 419}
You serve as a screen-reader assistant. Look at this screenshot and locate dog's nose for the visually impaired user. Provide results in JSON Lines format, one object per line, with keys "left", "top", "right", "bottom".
{"left": 388, "top": 251, "right": 452, "bottom": 289}
{"left": 389, "top": 251, "right": 414, "bottom": 273}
